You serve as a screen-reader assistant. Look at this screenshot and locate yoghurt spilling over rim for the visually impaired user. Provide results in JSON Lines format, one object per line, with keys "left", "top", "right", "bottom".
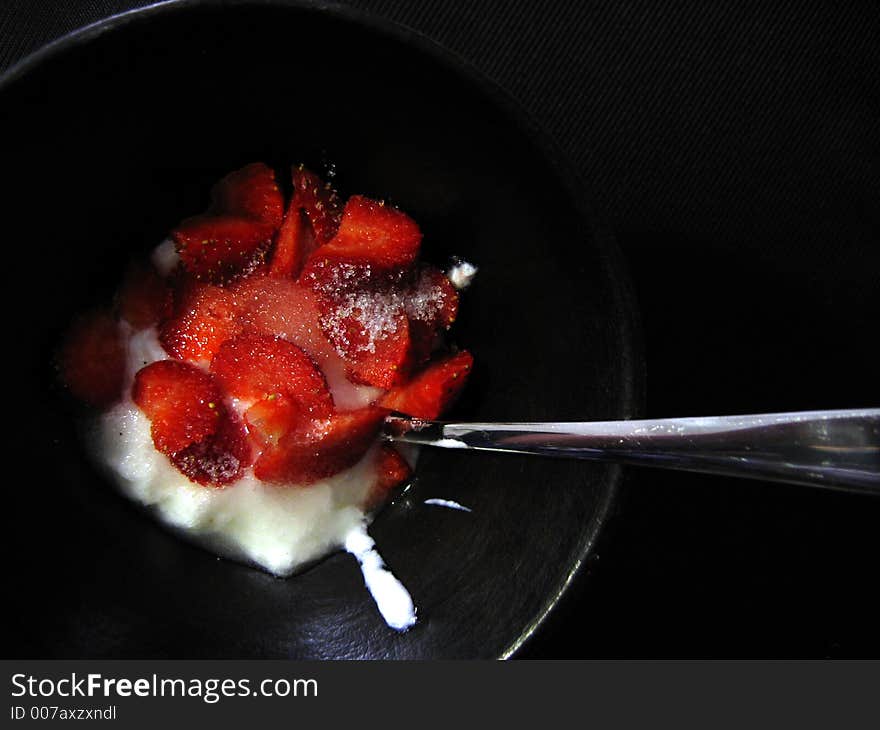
{"left": 59, "top": 163, "right": 476, "bottom": 631}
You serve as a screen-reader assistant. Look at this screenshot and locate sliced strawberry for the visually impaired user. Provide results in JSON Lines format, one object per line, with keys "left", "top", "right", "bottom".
{"left": 379, "top": 350, "right": 473, "bottom": 419}
{"left": 269, "top": 206, "right": 312, "bottom": 278}
{"left": 170, "top": 411, "right": 251, "bottom": 487}
{"left": 292, "top": 166, "right": 343, "bottom": 244}
{"left": 406, "top": 266, "right": 459, "bottom": 330}
{"left": 172, "top": 214, "right": 275, "bottom": 284}
{"left": 298, "top": 254, "right": 409, "bottom": 301}
{"left": 306, "top": 195, "right": 421, "bottom": 271}
{"left": 231, "top": 276, "right": 338, "bottom": 362}
{"left": 210, "top": 162, "right": 284, "bottom": 227}
{"left": 345, "top": 312, "right": 412, "bottom": 388}
{"left": 319, "top": 290, "right": 413, "bottom": 389}
{"left": 59, "top": 310, "right": 126, "bottom": 408}
{"left": 405, "top": 266, "right": 459, "bottom": 366}
{"left": 244, "top": 395, "right": 304, "bottom": 448}
{"left": 160, "top": 282, "right": 243, "bottom": 364}
{"left": 254, "top": 406, "right": 384, "bottom": 484}
{"left": 376, "top": 445, "right": 412, "bottom": 491}
{"left": 210, "top": 334, "right": 333, "bottom": 416}
{"left": 117, "top": 262, "right": 173, "bottom": 329}
{"left": 366, "top": 445, "right": 413, "bottom": 510}
{"left": 269, "top": 166, "right": 341, "bottom": 278}
{"left": 132, "top": 360, "right": 225, "bottom": 455}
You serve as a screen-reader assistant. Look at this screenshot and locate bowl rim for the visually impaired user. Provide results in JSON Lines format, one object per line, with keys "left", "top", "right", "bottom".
{"left": 0, "top": 0, "right": 645, "bottom": 659}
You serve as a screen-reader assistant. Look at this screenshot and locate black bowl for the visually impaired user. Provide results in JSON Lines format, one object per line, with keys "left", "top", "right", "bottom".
{"left": 3, "top": 0, "right": 641, "bottom": 659}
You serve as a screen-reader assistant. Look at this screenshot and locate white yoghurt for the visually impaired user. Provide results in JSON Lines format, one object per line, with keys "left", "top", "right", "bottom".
{"left": 93, "top": 324, "right": 416, "bottom": 628}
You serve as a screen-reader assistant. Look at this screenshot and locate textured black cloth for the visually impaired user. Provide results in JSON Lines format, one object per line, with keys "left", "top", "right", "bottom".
{"left": 3, "top": 0, "right": 878, "bottom": 657}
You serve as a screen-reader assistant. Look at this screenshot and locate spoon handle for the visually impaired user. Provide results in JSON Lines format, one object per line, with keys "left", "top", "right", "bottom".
{"left": 384, "top": 409, "right": 880, "bottom": 495}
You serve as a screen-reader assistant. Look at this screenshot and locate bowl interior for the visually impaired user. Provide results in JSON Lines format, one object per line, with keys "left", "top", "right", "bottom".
{"left": 4, "top": 2, "right": 637, "bottom": 658}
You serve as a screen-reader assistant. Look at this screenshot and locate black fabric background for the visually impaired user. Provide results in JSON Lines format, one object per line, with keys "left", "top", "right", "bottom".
{"left": 3, "top": 0, "right": 878, "bottom": 658}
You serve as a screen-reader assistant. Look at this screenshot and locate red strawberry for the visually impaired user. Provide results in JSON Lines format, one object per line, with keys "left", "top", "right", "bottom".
{"left": 210, "top": 334, "right": 334, "bottom": 417}
{"left": 291, "top": 166, "right": 343, "bottom": 244}
{"left": 160, "top": 282, "right": 243, "bottom": 364}
{"left": 172, "top": 214, "right": 275, "bottom": 284}
{"left": 210, "top": 162, "right": 284, "bottom": 227}
{"left": 269, "top": 166, "right": 341, "bottom": 278}
{"left": 117, "top": 262, "right": 172, "bottom": 329}
{"left": 59, "top": 310, "right": 126, "bottom": 407}
{"left": 304, "top": 195, "right": 421, "bottom": 271}
{"left": 405, "top": 266, "right": 459, "bottom": 366}
{"left": 379, "top": 350, "right": 473, "bottom": 419}
{"left": 254, "top": 406, "right": 385, "bottom": 484}
{"left": 244, "top": 395, "right": 303, "bottom": 448}
{"left": 318, "top": 289, "right": 413, "bottom": 389}
{"left": 345, "top": 312, "right": 412, "bottom": 388}
{"left": 231, "top": 276, "right": 338, "bottom": 363}
{"left": 132, "top": 360, "right": 226, "bottom": 455}
{"left": 376, "top": 445, "right": 412, "bottom": 491}
{"left": 269, "top": 206, "right": 312, "bottom": 279}
{"left": 170, "top": 411, "right": 251, "bottom": 487}
{"left": 366, "top": 445, "right": 413, "bottom": 510}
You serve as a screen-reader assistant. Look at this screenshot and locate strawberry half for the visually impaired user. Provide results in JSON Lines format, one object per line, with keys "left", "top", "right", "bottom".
{"left": 269, "top": 166, "right": 341, "bottom": 278}
{"left": 366, "top": 445, "right": 413, "bottom": 510}
{"left": 292, "top": 166, "right": 343, "bottom": 245}
{"left": 269, "top": 206, "right": 313, "bottom": 279}
{"left": 132, "top": 360, "right": 226, "bottom": 455}
{"left": 172, "top": 214, "right": 275, "bottom": 284}
{"left": 59, "top": 310, "right": 126, "bottom": 408}
{"left": 254, "top": 406, "right": 385, "bottom": 484}
{"left": 405, "top": 266, "right": 459, "bottom": 366}
{"left": 303, "top": 195, "right": 421, "bottom": 272}
{"left": 210, "top": 333, "right": 334, "bottom": 416}
{"left": 379, "top": 350, "right": 473, "bottom": 419}
{"left": 173, "top": 164, "right": 285, "bottom": 283}
{"left": 231, "top": 275, "right": 338, "bottom": 363}
{"left": 170, "top": 411, "right": 251, "bottom": 487}
{"left": 160, "top": 282, "right": 243, "bottom": 364}
{"left": 244, "top": 395, "right": 303, "bottom": 448}
{"left": 210, "top": 162, "right": 284, "bottom": 228}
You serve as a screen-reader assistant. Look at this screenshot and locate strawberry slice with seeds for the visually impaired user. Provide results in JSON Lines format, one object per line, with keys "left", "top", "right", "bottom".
{"left": 269, "top": 206, "right": 312, "bottom": 279}
{"left": 292, "top": 166, "right": 343, "bottom": 245}
{"left": 173, "top": 163, "right": 284, "bottom": 283}
{"left": 244, "top": 395, "right": 304, "bottom": 448}
{"left": 172, "top": 214, "right": 275, "bottom": 284}
{"left": 160, "top": 282, "right": 243, "bottom": 364}
{"left": 210, "top": 162, "right": 284, "bottom": 227}
{"left": 366, "top": 445, "right": 413, "bottom": 510}
{"left": 269, "top": 166, "right": 341, "bottom": 278}
{"left": 117, "top": 262, "right": 173, "bottom": 329}
{"left": 171, "top": 411, "right": 251, "bottom": 487}
{"left": 319, "top": 289, "right": 413, "bottom": 389}
{"left": 405, "top": 266, "right": 459, "bottom": 366}
{"left": 133, "top": 360, "right": 250, "bottom": 486}
{"left": 59, "top": 310, "right": 126, "bottom": 407}
{"left": 344, "top": 311, "right": 412, "bottom": 388}
{"left": 210, "top": 333, "right": 333, "bottom": 416}
{"left": 132, "top": 360, "right": 226, "bottom": 455}
{"left": 379, "top": 350, "right": 473, "bottom": 419}
{"left": 232, "top": 275, "right": 338, "bottom": 362}
{"left": 254, "top": 406, "right": 385, "bottom": 484}
{"left": 305, "top": 195, "right": 421, "bottom": 271}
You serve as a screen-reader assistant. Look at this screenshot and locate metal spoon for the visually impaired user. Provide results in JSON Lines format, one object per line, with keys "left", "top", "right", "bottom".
{"left": 383, "top": 408, "right": 880, "bottom": 495}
